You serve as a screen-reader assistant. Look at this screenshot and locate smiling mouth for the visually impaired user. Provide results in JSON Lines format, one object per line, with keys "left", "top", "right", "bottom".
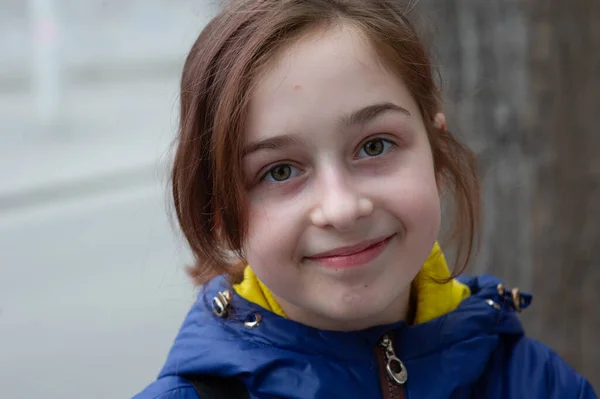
{"left": 307, "top": 235, "right": 395, "bottom": 258}
{"left": 305, "top": 234, "right": 396, "bottom": 268}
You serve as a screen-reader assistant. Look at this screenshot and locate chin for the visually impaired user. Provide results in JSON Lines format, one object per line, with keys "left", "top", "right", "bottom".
{"left": 312, "top": 293, "right": 403, "bottom": 331}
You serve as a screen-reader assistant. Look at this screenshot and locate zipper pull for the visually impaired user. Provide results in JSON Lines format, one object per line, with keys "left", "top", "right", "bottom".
{"left": 380, "top": 334, "right": 408, "bottom": 384}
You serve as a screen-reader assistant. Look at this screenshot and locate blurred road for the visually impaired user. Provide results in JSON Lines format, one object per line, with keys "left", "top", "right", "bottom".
{"left": 1, "top": 1, "right": 220, "bottom": 397}
{"left": 0, "top": 184, "right": 194, "bottom": 398}
{"left": 0, "top": 35, "right": 200, "bottom": 399}
{"left": 0, "top": 75, "right": 197, "bottom": 398}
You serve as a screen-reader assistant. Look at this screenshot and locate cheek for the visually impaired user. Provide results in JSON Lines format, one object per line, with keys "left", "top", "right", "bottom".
{"left": 244, "top": 201, "right": 301, "bottom": 266}
{"left": 416, "top": 185, "right": 441, "bottom": 239}
{"left": 245, "top": 207, "right": 276, "bottom": 257}
{"left": 244, "top": 203, "right": 305, "bottom": 293}
{"left": 385, "top": 167, "right": 441, "bottom": 233}
{"left": 412, "top": 185, "right": 441, "bottom": 236}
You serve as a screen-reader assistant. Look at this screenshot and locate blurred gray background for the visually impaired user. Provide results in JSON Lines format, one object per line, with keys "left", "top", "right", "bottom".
{"left": 0, "top": 0, "right": 598, "bottom": 397}
{"left": 0, "top": 1, "right": 218, "bottom": 398}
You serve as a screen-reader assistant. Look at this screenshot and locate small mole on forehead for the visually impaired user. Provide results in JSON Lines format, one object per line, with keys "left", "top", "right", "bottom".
{"left": 293, "top": 84, "right": 302, "bottom": 90}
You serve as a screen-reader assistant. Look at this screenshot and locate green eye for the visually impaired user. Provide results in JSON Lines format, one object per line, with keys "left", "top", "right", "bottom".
{"left": 363, "top": 139, "right": 384, "bottom": 156}
{"left": 266, "top": 164, "right": 293, "bottom": 182}
{"left": 360, "top": 138, "right": 393, "bottom": 158}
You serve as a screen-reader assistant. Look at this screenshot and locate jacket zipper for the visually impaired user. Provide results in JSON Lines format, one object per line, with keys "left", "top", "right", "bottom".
{"left": 376, "top": 333, "right": 407, "bottom": 399}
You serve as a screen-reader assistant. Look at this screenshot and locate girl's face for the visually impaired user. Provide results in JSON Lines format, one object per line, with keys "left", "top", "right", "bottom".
{"left": 242, "top": 25, "right": 441, "bottom": 331}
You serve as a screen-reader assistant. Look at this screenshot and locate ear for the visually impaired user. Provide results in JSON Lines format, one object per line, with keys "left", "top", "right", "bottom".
{"left": 432, "top": 112, "right": 447, "bottom": 190}
{"left": 433, "top": 112, "right": 446, "bottom": 132}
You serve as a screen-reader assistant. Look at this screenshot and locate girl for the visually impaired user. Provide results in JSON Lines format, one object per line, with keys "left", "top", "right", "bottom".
{"left": 135, "top": 1, "right": 597, "bottom": 398}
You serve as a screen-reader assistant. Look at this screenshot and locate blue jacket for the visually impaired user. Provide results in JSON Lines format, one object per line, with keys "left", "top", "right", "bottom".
{"left": 134, "top": 274, "right": 597, "bottom": 398}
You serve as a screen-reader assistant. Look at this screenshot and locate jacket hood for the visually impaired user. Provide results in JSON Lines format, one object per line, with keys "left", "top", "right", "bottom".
{"left": 157, "top": 272, "right": 531, "bottom": 398}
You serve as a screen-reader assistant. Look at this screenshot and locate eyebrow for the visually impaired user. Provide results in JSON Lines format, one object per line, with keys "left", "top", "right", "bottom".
{"left": 243, "top": 102, "right": 411, "bottom": 157}
{"left": 341, "top": 102, "right": 411, "bottom": 126}
{"left": 242, "top": 135, "right": 305, "bottom": 157}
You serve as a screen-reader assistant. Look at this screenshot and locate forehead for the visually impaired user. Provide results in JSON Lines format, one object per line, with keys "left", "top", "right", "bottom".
{"left": 246, "top": 24, "right": 420, "bottom": 141}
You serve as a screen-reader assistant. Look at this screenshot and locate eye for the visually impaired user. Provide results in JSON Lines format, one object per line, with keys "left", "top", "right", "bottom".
{"left": 358, "top": 138, "right": 394, "bottom": 158}
{"left": 262, "top": 164, "right": 300, "bottom": 183}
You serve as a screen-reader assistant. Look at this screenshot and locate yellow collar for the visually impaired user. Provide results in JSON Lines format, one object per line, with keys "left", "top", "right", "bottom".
{"left": 233, "top": 242, "right": 470, "bottom": 325}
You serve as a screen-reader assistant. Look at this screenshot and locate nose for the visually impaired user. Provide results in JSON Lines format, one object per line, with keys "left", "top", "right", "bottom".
{"left": 310, "top": 169, "right": 374, "bottom": 231}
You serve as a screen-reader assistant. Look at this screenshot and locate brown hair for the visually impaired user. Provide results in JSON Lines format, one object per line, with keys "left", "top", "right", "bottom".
{"left": 172, "top": 0, "right": 480, "bottom": 285}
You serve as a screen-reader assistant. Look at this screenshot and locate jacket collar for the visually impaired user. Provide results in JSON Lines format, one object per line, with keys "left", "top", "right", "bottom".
{"left": 158, "top": 246, "right": 530, "bottom": 386}
{"left": 160, "top": 272, "right": 527, "bottom": 379}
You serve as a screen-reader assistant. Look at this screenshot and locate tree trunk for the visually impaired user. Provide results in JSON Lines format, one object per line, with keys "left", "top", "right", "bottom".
{"left": 420, "top": 0, "right": 533, "bottom": 289}
{"left": 421, "top": 0, "right": 600, "bottom": 389}
{"left": 526, "top": 0, "right": 600, "bottom": 388}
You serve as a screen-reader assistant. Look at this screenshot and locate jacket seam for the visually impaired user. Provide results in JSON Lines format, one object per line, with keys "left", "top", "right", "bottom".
{"left": 243, "top": 333, "right": 369, "bottom": 364}
{"left": 208, "top": 301, "right": 367, "bottom": 363}
{"left": 229, "top": 322, "right": 372, "bottom": 364}
{"left": 152, "top": 385, "right": 196, "bottom": 399}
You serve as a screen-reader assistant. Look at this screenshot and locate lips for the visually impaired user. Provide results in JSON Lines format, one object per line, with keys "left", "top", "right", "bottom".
{"left": 306, "top": 235, "right": 394, "bottom": 259}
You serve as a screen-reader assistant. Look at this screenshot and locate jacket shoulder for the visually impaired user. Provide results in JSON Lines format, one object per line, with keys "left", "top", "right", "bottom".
{"left": 133, "top": 376, "right": 199, "bottom": 399}
{"left": 481, "top": 335, "right": 597, "bottom": 398}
